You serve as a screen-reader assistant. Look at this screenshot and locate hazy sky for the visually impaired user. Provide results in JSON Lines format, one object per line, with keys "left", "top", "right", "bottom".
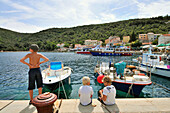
{"left": 0, "top": 0, "right": 170, "bottom": 33}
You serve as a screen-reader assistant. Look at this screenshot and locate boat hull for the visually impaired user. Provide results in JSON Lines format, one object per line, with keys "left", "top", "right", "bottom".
{"left": 43, "top": 76, "right": 71, "bottom": 90}
{"left": 112, "top": 81, "right": 146, "bottom": 96}
{"left": 90, "top": 51, "right": 133, "bottom": 56}
{"left": 140, "top": 64, "right": 170, "bottom": 78}
{"left": 76, "top": 51, "right": 91, "bottom": 54}
{"left": 94, "top": 73, "right": 151, "bottom": 96}
{"left": 42, "top": 67, "right": 72, "bottom": 84}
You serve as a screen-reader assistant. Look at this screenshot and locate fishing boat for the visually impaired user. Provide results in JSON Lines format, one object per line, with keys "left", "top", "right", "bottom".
{"left": 42, "top": 62, "right": 72, "bottom": 86}
{"left": 94, "top": 61, "right": 152, "bottom": 96}
{"left": 76, "top": 48, "right": 91, "bottom": 54}
{"left": 90, "top": 44, "right": 133, "bottom": 56}
{"left": 133, "top": 45, "right": 170, "bottom": 78}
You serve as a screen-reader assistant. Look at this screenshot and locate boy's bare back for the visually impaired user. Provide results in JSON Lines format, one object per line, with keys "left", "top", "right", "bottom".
{"left": 20, "top": 52, "right": 49, "bottom": 69}
{"left": 28, "top": 53, "right": 41, "bottom": 68}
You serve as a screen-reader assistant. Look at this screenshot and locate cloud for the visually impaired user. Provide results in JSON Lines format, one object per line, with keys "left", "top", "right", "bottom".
{"left": 0, "top": 0, "right": 120, "bottom": 32}
{"left": 0, "top": 17, "right": 45, "bottom": 33}
{"left": 0, "top": 10, "right": 22, "bottom": 13}
{"left": 1, "top": 0, "right": 34, "bottom": 13}
{"left": 0, "top": 0, "right": 169, "bottom": 33}
{"left": 134, "top": 0, "right": 170, "bottom": 18}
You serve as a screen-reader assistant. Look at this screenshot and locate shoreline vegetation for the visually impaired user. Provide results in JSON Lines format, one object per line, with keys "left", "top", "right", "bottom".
{"left": 0, "top": 15, "right": 169, "bottom": 51}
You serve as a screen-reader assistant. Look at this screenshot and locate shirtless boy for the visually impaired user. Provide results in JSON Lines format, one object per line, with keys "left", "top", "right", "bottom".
{"left": 20, "top": 44, "right": 49, "bottom": 104}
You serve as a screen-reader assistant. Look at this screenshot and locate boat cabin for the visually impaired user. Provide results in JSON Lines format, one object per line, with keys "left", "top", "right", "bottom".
{"left": 115, "top": 48, "right": 130, "bottom": 52}
{"left": 142, "top": 53, "right": 161, "bottom": 66}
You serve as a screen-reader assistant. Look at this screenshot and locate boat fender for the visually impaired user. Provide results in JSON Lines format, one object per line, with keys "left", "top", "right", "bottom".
{"left": 97, "top": 74, "right": 104, "bottom": 83}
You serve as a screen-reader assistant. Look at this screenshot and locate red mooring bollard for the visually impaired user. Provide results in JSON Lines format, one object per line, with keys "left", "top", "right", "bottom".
{"left": 32, "top": 92, "right": 57, "bottom": 113}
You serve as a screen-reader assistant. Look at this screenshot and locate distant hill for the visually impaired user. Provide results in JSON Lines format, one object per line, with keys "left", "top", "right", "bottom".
{"left": 0, "top": 15, "right": 170, "bottom": 51}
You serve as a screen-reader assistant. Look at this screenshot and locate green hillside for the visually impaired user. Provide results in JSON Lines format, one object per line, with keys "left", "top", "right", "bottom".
{"left": 0, "top": 15, "right": 170, "bottom": 51}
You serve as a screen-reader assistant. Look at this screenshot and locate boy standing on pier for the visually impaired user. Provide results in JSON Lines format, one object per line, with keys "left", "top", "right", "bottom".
{"left": 20, "top": 44, "right": 49, "bottom": 104}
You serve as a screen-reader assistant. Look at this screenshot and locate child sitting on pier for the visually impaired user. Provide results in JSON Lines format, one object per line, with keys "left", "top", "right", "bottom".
{"left": 78, "top": 76, "right": 94, "bottom": 106}
{"left": 98, "top": 76, "right": 116, "bottom": 105}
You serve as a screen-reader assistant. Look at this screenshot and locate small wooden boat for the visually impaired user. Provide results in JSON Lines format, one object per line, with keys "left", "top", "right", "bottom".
{"left": 94, "top": 61, "right": 152, "bottom": 96}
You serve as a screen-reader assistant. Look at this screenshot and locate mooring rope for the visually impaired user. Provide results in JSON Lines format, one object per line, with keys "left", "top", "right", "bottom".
{"left": 126, "top": 80, "right": 134, "bottom": 97}
{"left": 153, "top": 82, "right": 170, "bottom": 92}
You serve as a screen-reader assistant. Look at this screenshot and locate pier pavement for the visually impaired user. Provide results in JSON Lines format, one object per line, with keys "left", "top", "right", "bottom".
{"left": 0, "top": 98, "right": 170, "bottom": 113}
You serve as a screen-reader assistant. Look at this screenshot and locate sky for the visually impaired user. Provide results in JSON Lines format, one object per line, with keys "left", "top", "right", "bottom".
{"left": 0, "top": 0, "right": 170, "bottom": 33}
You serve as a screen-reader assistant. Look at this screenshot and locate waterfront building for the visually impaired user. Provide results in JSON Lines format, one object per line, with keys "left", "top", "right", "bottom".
{"left": 74, "top": 44, "right": 82, "bottom": 49}
{"left": 85, "top": 39, "right": 102, "bottom": 47}
{"left": 139, "top": 33, "right": 161, "bottom": 42}
{"left": 123, "top": 36, "right": 130, "bottom": 43}
{"left": 154, "top": 34, "right": 161, "bottom": 40}
{"left": 56, "top": 43, "right": 65, "bottom": 48}
{"left": 139, "top": 34, "right": 148, "bottom": 42}
{"left": 147, "top": 32, "right": 154, "bottom": 41}
{"left": 105, "top": 39, "right": 110, "bottom": 44}
{"left": 147, "top": 32, "right": 161, "bottom": 41}
{"left": 158, "top": 34, "right": 170, "bottom": 44}
{"left": 105, "top": 36, "right": 121, "bottom": 45}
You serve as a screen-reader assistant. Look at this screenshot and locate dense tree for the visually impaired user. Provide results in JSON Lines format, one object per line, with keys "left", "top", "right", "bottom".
{"left": 152, "top": 39, "right": 158, "bottom": 45}
{"left": 0, "top": 15, "right": 170, "bottom": 51}
{"left": 130, "top": 31, "right": 136, "bottom": 42}
{"left": 131, "top": 40, "right": 142, "bottom": 47}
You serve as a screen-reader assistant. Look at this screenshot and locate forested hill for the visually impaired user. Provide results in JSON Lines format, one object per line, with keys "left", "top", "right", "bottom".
{"left": 0, "top": 15, "right": 170, "bottom": 51}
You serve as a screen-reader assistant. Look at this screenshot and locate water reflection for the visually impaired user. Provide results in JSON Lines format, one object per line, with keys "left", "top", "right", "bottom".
{"left": 0, "top": 52, "right": 169, "bottom": 100}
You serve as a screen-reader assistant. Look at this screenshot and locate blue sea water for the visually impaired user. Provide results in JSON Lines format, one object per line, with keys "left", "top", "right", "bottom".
{"left": 0, "top": 52, "right": 169, "bottom": 100}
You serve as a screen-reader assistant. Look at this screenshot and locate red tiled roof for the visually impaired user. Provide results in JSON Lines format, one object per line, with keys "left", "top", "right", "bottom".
{"left": 142, "top": 42, "right": 152, "bottom": 45}
{"left": 113, "top": 43, "right": 122, "bottom": 45}
{"left": 163, "top": 34, "right": 170, "bottom": 36}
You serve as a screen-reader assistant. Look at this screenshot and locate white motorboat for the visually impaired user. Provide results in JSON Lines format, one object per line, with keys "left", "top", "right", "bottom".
{"left": 42, "top": 62, "right": 72, "bottom": 85}
{"left": 135, "top": 45, "right": 170, "bottom": 78}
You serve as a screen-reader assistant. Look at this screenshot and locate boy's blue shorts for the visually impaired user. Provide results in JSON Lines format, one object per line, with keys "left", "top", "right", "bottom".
{"left": 28, "top": 68, "right": 43, "bottom": 90}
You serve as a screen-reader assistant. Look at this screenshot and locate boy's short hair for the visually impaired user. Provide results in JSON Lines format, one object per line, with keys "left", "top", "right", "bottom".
{"left": 103, "top": 76, "right": 112, "bottom": 84}
{"left": 30, "top": 44, "right": 39, "bottom": 52}
{"left": 82, "top": 76, "right": 90, "bottom": 85}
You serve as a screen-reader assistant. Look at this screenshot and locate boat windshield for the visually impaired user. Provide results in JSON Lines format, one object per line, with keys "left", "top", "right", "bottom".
{"left": 150, "top": 56, "right": 157, "bottom": 59}
{"left": 50, "top": 62, "right": 62, "bottom": 70}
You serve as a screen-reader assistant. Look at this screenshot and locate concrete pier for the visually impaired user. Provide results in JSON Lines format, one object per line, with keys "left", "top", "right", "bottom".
{"left": 0, "top": 98, "right": 170, "bottom": 113}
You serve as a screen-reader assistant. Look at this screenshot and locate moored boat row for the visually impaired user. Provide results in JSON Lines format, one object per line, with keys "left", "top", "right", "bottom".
{"left": 41, "top": 45, "right": 169, "bottom": 98}
{"left": 76, "top": 44, "right": 136, "bottom": 56}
